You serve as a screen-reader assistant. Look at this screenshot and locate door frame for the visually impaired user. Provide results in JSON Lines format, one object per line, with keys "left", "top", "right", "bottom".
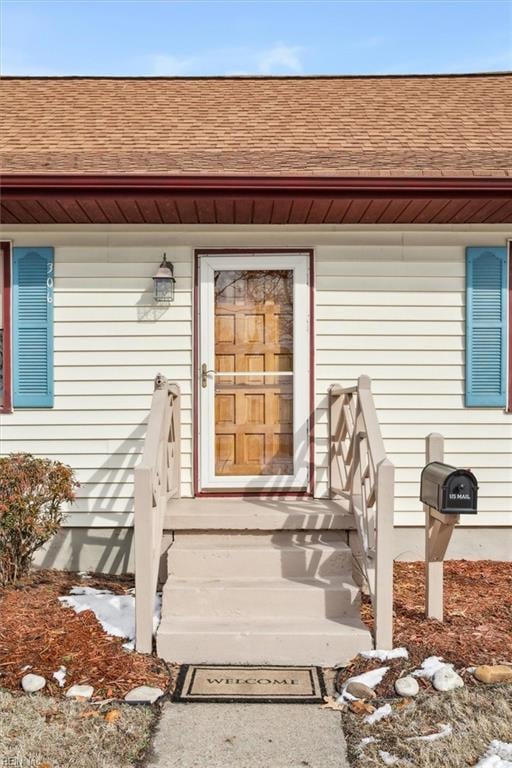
{"left": 193, "top": 248, "right": 315, "bottom": 497}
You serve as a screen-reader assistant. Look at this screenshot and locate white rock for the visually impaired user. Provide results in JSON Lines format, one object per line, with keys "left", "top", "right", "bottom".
{"left": 124, "top": 685, "right": 164, "bottom": 704}
{"left": 395, "top": 675, "right": 419, "bottom": 698}
{"left": 21, "top": 674, "right": 46, "bottom": 693}
{"left": 65, "top": 684, "right": 94, "bottom": 699}
{"left": 432, "top": 667, "right": 464, "bottom": 692}
{"left": 364, "top": 703, "right": 392, "bottom": 724}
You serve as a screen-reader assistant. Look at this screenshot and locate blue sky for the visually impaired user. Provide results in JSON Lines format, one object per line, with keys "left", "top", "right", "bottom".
{"left": 1, "top": 0, "right": 511, "bottom": 77}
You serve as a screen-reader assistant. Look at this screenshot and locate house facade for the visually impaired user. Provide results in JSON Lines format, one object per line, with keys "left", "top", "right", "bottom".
{"left": 0, "top": 74, "right": 511, "bottom": 662}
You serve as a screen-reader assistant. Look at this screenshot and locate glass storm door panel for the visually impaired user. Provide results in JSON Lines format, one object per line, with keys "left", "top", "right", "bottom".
{"left": 199, "top": 254, "right": 310, "bottom": 491}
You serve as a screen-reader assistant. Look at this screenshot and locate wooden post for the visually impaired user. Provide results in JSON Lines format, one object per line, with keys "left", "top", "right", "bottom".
{"left": 375, "top": 458, "right": 394, "bottom": 649}
{"left": 134, "top": 465, "right": 154, "bottom": 653}
{"left": 424, "top": 432, "right": 458, "bottom": 621}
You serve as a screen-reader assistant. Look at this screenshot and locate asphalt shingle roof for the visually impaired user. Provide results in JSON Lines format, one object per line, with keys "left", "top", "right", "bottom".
{"left": 1, "top": 74, "right": 511, "bottom": 177}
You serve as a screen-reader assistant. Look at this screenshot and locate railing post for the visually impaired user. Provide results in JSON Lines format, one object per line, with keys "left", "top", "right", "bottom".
{"left": 329, "top": 386, "right": 343, "bottom": 498}
{"left": 154, "top": 372, "right": 167, "bottom": 391}
{"left": 134, "top": 465, "right": 154, "bottom": 654}
{"left": 170, "top": 385, "right": 181, "bottom": 498}
{"left": 350, "top": 381, "right": 368, "bottom": 505}
{"left": 374, "top": 457, "right": 394, "bottom": 650}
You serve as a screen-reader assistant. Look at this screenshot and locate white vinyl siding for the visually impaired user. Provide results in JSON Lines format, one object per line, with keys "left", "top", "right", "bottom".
{"left": 314, "top": 241, "right": 512, "bottom": 525}
{"left": 0, "top": 242, "right": 194, "bottom": 519}
{"left": 0, "top": 226, "right": 510, "bottom": 530}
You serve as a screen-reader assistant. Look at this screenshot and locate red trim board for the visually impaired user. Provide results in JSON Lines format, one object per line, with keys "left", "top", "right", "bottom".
{"left": 1, "top": 241, "right": 12, "bottom": 413}
{"left": 508, "top": 242, "right": 512, "bottom": 413}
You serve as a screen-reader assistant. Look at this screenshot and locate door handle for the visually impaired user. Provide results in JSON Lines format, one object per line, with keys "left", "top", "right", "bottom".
{"left": 201, "top": 363, "right": 215, "bottom": 388}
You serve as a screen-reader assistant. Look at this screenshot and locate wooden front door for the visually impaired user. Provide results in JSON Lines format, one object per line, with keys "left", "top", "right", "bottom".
{"left": 199, "top": 254, "right": 310, "bottom": 491}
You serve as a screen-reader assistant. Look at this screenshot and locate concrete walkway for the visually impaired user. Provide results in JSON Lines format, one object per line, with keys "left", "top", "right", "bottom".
{"left": 145, "top": 703, "right": 348, "bottom": 768}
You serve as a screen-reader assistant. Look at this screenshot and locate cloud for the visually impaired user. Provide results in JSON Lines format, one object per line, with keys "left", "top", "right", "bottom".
{"left": 256, "top": 43, "right": 303, "bottom": 74}
{"left": 150, "top": 53, "right": 201, "bottom": 76}
{"left": 149, "top": 43, "right": 304, "bottom": 76}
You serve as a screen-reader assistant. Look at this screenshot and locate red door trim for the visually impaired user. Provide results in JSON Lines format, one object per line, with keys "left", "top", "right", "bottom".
{"left": 193, "top": 248, "right": 315, "bottom": 498}
{"left": 508, "top": 242, "right": 512, "bottom": 413}
{"left": 1, "top": 241, "right": 12, "bottom": 413}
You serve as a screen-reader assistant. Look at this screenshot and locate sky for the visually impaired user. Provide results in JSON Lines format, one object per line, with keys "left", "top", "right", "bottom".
{"left": 1, "top": 0, "right": 511, "bottom": 77}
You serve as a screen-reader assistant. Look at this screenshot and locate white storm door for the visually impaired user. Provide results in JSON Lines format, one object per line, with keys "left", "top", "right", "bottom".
{"left": 199, "top": 254, "right": 310, "bottom": 490}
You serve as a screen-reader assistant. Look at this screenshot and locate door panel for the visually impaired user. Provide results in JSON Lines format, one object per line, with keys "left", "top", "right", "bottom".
{"left": 214, "top": 375, "right": 294, "bottom": 475}
{"left": 214, "top": 269, "right": 293, "bottom": 477}
{"left": 199, "top": 254, "right": 310, "bottom": 491}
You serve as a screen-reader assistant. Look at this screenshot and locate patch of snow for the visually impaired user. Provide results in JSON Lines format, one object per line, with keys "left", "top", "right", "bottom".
{"left": 59, "top": 587, "right": 161, "bottom": 647}
{"left": 337, "top": 666, "right": 390, "bottom": 702}
{"left": 361, "top": 647, "right": 408, "bottom": 662}
{"left": 77, "top": 571, "right": 91, "bottom": 579}
{"left": 345, "top": 667, "right": 390, "bottom": 689}
{"left": 474, "top": 741, "right": 512, "bottom": 768}
{"left": 52, "top": 666, "right": 67, "bottom": 687}
{"left": 379, "top": 751, "right": 399, "bottom": 766}
{"left": 407, "top": 723, "right": 453, "bottom": 742}
{"left": 359, "top": 736, "right": 377, "bottom": 750}
{"left": 412, "top": 656, "right": 452, "bottom": 679}
{"left": 364, "top": 703, "right": 392, "bottom": 725}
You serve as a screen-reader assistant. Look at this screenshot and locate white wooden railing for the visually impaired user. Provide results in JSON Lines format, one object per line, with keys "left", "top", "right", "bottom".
{"left": 134, "top": 374, "right": 181, "bottom": 653}
{"left": 329, "top": 375, "right": 394, "bottom": 649}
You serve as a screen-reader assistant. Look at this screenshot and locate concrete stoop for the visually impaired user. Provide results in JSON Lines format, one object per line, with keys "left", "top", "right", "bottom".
{"left": 156, "top": 530, "right": 373, "bottom": 666}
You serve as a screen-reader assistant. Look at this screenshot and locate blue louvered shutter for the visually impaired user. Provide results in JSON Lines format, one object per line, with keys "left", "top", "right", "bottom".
{"left": 465, "top": 246, "right": 507, "bottom": 407}
{"left": 13, "top": 247, "right": 54, "bottom": 407}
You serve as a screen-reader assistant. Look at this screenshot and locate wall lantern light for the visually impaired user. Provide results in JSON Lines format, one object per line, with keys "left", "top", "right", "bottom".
{"left": 153, "top": 253, "right": 176, "bottom": 303}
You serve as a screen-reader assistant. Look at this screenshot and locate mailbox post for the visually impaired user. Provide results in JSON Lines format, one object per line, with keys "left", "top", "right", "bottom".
{"left": 423, "top": 434, "right": 450, "bottom": 621}
{"left": 421, "top": 433, "right": 478, "bottom": 621}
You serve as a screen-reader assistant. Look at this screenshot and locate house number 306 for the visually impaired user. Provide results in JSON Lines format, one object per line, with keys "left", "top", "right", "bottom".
{"left": 47, "top": 262, "right": 54, "bottom": 303}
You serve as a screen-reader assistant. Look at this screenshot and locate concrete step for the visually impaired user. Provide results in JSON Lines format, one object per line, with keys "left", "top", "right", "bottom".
{"left": 167, "top": 532, "right": 352, "bottom": 578}
{"left": 164, "top": 496, "right": 354, "bottom": 531}
{"left": 157, "top": 615, "right": 373, "bottom": 666}
{"left": 162, "top": 576, "right": 360, "bottom": 619}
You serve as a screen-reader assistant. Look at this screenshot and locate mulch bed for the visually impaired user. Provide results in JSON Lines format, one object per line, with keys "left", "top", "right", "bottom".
{"left": 337, "top": 559, "right": 512, "bottom": 698}
{"left": 0, "top": 569, "right": 176, "bottom": 699}
{"left": 1, "top": 561, "right": 510, "bottom": 702}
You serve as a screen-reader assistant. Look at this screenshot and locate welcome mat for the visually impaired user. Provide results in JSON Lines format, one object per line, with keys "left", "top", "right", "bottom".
{"left": 173, "top": 665, "right": 326, "bottom": 704}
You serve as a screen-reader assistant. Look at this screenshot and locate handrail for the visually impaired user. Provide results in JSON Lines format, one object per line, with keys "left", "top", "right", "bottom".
{"left": 134, "top": 373, "right": 181, "bottom": 653}
{"left": 329, "top": 374, "right": 394, "bottom": 649}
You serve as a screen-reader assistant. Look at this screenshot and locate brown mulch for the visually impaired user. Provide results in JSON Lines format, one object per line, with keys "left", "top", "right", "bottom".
{"left": 0, "top": 569, "right": 176, "bottom": 699}
{"left": 337, "top": 559, "right": 512, "bottom": 698}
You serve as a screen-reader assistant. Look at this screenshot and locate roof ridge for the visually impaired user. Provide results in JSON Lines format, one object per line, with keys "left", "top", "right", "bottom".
{"left": 2, "top": 71, "right": 512, "bottom": 81}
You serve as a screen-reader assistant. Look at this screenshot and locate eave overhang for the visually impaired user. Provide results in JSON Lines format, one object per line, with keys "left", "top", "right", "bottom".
{"left": 1, "top": 174, "right": 511, "bottom": 225}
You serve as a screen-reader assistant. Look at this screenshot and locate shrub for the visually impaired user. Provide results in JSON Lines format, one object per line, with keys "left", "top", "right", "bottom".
{"left": 0, "top": 453, "right": 79, "bottom": 585}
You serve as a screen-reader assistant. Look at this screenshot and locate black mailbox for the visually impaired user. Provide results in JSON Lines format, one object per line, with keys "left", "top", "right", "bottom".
{"left": 420, "top": 462, "right": 478, "bottom": 514}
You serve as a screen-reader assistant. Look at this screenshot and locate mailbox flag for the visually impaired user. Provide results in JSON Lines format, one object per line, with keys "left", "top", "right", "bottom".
{"left": 12, "top": 247, "right": 54, "bottom": 408}
{"left": 465, "top": 246, "right": 507, "bottom": 407}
